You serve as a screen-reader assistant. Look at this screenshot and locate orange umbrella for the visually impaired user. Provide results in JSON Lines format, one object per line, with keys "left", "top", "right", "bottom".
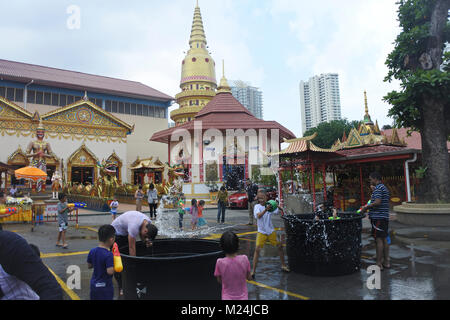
{"left": 15, "top": 166, "right": 47, "bottom": 182}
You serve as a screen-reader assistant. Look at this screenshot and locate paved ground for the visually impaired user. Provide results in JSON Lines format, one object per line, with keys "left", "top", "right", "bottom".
{"left": 2, "top": 204, "right": 450, "bottom": 300}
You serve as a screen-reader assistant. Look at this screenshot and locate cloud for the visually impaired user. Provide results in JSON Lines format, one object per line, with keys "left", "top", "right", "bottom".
{"left": 0, "top": 0, "right": 403, "bottom": 137}
{"left": 269, "top": 0, "right": 402, "bottom": 133}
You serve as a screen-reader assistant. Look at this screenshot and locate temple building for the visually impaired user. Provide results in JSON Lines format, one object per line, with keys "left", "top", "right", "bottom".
{"left": 0, "top": 59, "right": 173, "bottom": 187}
{"left": 152, "top": 68, "right": 295, "bottom": 202}
{"left": 170, "top": 2, "right": 217, "bottom": 126}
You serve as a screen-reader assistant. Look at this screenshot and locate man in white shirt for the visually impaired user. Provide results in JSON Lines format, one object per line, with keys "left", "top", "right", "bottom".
{"left": 251, "top": 190, "right": 289, "bottom": 279}
{"left": 111, "top": 211, "right": 158, "bottom": 297}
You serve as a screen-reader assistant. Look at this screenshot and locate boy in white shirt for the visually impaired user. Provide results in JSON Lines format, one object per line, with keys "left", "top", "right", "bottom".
{"left": 110, "top": 197, "right": 119, "bottom": 222}
{"left": 251, "top": 189, "right": 289, "bottom": 279}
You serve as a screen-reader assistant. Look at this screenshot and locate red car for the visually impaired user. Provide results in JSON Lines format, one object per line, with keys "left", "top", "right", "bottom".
{"left": 228, "top": 186, "right": 278, "bottom": 209}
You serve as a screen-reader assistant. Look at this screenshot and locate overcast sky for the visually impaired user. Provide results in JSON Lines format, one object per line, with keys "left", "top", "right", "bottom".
{"left": 0, "top": 0, "right": 402, "bottom": 137}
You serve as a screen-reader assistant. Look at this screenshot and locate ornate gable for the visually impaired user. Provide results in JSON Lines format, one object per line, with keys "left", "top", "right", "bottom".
{"left": 68, "top": 144, "right": 99, "bottom": 167}
{"left": 0, "top": 97, "right": 35, "bottom": 134}
{"left": 346, "top": 128, "right": 364, "bottom": 148}
{"left": 41, "top": 100, "right": 134, "bottom": 140}
{"left": 7, "top": 146, "right": 30, "bottom": 166}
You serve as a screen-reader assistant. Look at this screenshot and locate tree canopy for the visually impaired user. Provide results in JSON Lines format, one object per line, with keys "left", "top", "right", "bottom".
{"left": 303, "top": 119, "right": 361, "bottom": 149}
{"left": 384, "top": 0, "right": 450, "bottom": 138}
{"left": 384, "top": 0, "right": 450, "bottom": 203}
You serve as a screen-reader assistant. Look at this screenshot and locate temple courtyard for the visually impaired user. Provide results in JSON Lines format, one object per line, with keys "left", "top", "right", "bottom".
{"left": 2, "top": 204, "right": 450, "bottom": 300}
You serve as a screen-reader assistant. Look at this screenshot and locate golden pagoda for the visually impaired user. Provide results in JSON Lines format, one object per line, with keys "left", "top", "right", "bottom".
{"left": 170, "top": 1, "right": 217, "bottom": 126}
{"left": 332, "top": 91, "right": 402, "bottom": 149}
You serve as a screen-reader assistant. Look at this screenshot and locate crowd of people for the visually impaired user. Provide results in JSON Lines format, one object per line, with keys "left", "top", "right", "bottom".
{"left": 0, "top": 171, "right": 391, "bottom": 300}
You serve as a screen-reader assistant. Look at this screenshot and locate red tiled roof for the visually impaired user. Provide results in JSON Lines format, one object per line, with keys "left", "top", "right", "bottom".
{"left": 150, "top": 91, "right": 296, "bottom": 143}
{"left": 0, "top": 59, "right": 173, "bottom": 102}
{"left": 383, "top": 128, "right": 450, "bottom": 151}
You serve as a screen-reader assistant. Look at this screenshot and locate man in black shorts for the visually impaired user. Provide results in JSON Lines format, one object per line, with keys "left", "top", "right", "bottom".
{"left": 361, "top": 172, "right": 391, "bottom": 270}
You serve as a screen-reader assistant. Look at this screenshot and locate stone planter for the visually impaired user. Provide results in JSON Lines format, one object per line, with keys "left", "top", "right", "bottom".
{"left": 394, "top": 202, "right": 450, "bottom": 227}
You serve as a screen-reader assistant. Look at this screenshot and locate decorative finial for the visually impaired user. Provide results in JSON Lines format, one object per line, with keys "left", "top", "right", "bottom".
{"left": 83, "top": 91, "right": 89, "bottom": 101}
{"left": 217, "top": 60, "right": 231, "bottom": 93}
{"left": 364, "top": 91, "right": 369, "bottom": 115}
{"left": 37, "top": 119, "right": 45, "bottom": 131}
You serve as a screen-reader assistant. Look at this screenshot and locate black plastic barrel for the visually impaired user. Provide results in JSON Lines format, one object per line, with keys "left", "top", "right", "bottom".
{"left": 120, "top": 239, "right": 224, "bottom": 300}
{"left": 282, "top": 213, "right": 364, "bottom": 276}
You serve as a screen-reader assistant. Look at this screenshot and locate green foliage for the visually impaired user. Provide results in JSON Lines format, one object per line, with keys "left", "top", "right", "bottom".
{"left": 303, "top": 119, "right": 361, "bottom": 149}
{"left": 383, "top": 0, "right": 450, "bottom": 133}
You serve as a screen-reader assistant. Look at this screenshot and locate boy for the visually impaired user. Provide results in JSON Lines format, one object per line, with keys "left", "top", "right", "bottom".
{"left": 177, "top": 194, "right": 186, "bottom": 230}
{"left": 251, "top": 189, "right": 289, "bottom": 279}
{"left": 87, "top": 225, "right": 116, "bottom": 300}
{"left": 56, "top": 193, "right": 74, "bottom": 249}
{"left": 110, "top": 197, "right": 119, "bottom": 221}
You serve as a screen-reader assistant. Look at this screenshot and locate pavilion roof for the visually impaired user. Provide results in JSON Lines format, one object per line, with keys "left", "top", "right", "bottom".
{"left": 150, "top": 91, "right": 296, "bottom": 144}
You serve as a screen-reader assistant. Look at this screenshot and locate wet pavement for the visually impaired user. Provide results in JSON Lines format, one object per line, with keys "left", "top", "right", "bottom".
{"left": 2, "top": 207, "right": 450, "bottom": 300}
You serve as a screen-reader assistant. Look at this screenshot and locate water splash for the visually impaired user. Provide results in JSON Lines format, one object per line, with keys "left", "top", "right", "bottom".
{"left": 154, "top": 195, "right": 233, "bottom": 238}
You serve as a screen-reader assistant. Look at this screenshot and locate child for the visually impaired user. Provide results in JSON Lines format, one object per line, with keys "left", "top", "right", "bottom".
{"left": 177, "top": 194, "right": 186, "bottom": 230}
{"left": 110, "top": 197, "right": 119, "bottom": 222}
{"left": 251, "top": 189, "right": 289, "bottom": 279}
{"left": 56, "top": 193, "right": 74, "bottom": 249}
{"left": 197, "top": 200, "right": 207, "bottom": 227}
{"left": 214, "top": 231, "right": 252, "bottom": 300}
{"left": 190, "top": 199, "right": 199, "bottom": 231}
{"left": 87, "top": 225, "right": 116, "bottom": 300}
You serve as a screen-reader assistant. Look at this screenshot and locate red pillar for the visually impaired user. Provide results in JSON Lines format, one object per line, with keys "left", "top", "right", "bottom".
{"left": 168, "top": 143, "right": 171, "bottom": 167}
{"left": 312, "top": 161, "right": 316, "bottom": 209}
{"left": 359, "top": 165, "right": 364, "bottom": 206}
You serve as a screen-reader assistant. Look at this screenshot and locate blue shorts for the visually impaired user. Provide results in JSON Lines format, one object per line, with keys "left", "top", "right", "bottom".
{"left": 111, "top": 211, "right": 117, "bottom": 216}
{"left": 90, "top": 284, "right": 114, "bottom": 300}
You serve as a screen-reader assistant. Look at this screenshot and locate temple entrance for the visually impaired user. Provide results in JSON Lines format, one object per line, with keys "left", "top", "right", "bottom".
{"left": 223, "top": 163, "right": 245, "bottom": 191}
{"left": 71, "top": 167, "right": 95, "bottom": 184}
{"left": 67, "top": 144, "right": 98, "bottom": 185}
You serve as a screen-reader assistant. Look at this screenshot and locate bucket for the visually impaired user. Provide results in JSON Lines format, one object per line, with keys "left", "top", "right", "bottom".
{"left": 282, "top": 213, "right": 364, "bottom": 276}
{"left": 120, "top": 238, "right": 224, "bottom": 300}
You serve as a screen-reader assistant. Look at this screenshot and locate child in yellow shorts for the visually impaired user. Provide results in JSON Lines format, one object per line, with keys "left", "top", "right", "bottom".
{"left": 251, "top": 189, "right": 289, "bottom": 279}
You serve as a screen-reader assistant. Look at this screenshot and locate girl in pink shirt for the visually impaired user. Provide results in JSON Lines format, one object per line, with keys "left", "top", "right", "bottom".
{"left": 214, "top": 231, "right": 252, "bottom": 300}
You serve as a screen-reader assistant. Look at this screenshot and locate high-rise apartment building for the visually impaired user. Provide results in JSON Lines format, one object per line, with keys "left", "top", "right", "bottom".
{"left": 300, "top": 73, "right": 341, "bottom": 134}
{"left": 230, "top": 80, "right": 263, "bottom": 119}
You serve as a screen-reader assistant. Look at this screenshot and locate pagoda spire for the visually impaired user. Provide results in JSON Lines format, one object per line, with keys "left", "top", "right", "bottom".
{"left": 363, "top": 90, "right": 374, "bottom": 125}
{"left": 189, "top": 1, "right": 207, "bottom": 47}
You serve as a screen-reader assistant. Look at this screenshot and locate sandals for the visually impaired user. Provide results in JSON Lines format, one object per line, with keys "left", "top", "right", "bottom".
{"left": 62, "top": 244, "right": 68, "bottom": 249}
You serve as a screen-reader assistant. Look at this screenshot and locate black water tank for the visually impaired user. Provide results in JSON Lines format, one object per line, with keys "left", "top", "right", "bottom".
{"left": 120, "top": 239, "right": 224, "bottom": 300}
{"left": 282, "top": 213, "right": 364, "bottom": 276}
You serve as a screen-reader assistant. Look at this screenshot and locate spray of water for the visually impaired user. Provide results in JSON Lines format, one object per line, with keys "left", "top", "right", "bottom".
{"left": 153, "top": 195, "right": 234, "bottom": 238}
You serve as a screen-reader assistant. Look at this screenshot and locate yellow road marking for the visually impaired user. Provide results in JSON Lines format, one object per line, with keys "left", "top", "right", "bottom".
{"left": 41, "top": 251, "right": 89, "bottom": 259}
{"left": 46, "top": 265, "right": 81, "bottom": 300}
{"left": 78, "top": 226, "right": 99, "bottom": 233}
{"left": 247, "top": 280, "right": 310, "bottom": 300}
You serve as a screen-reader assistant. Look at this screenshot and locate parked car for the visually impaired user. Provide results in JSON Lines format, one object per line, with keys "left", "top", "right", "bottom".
{"left": 228, "top": 191, "right": 248, "bottom": 209}
{"left": 228, "top": 185, "right": 278, "bottom": 209}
